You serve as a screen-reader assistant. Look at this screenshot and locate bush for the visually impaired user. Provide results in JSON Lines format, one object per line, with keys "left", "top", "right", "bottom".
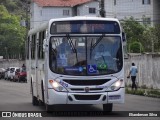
{"left": 130, "top": 41, "right": 144, "bottom": 53}
{"left": 134, "top": 89, "right": 145, "bottom": 95}
{"left": 148, "top": 90, "right": 160, "bottom": 96}
{"left": 126, "top": 87, "right": 160, "bottom": 98}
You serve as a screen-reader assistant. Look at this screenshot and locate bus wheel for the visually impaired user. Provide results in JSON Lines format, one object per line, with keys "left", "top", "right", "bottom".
{"left": 32, "top": 96, "right": 39, "bottom": 106}
{"left": 103, "top": 103, "right": 113, "bottom": 112}
{"left": 46, "top": 104, "right": 53, "bottom": 113}
{"left": 41, "top": 81, "right": 45, "bottom": 105}
{"left": 31, "top": 81, "right": 39, "bottom": 106}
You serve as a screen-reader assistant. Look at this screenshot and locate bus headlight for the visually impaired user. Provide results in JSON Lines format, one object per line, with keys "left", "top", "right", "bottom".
{"left": 49, "top": 80, "right": 68, "bottom": 92}
{"left": 109, "top": 79, "right": 123, "bottom": 91}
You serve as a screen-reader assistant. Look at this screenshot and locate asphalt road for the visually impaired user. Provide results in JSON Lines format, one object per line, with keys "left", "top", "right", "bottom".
{"left": 0, "top": 79, "right": 160, "bottom": 120}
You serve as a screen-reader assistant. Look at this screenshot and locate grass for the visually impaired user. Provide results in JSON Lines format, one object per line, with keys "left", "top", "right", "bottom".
{"left": 125, "top": 87, "right": 160, "bottom": 98}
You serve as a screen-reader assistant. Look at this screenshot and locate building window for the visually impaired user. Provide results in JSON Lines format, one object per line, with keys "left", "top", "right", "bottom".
{"left": 38, "top": 31, "right": 45, "bottom": 59}
{"left": 142, "top": 0, "right": 150, "bottom": 4}
{"left": 89, "top": 8, "right": 96, "bottom": 14}
{"left": 63, "top": 10, "right": 70, "bottom": 16}
{"left": 142, "top": 17, "right": 151, "bottom": 25}
{"left": 114, "top": 0, "right": 116, "bottom": 5}
{"left": 77, "top": 9, "right": 80, "bottom": 16}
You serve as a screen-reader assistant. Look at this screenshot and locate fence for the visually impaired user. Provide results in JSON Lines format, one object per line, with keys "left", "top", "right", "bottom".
{"left": 0, "top": 59, "right": 24, "bottom": 68}
{"left": 124, "top": 53, "right": 160, "bottom": 89}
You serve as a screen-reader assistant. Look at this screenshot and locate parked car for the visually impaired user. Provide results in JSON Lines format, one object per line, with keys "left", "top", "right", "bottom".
{"left": 14, "top": 68, "right": 27, "bottom": 82}
{"left": 0, "top": 68, "right": 5, "bottom": 79}
{"left": 4, "top": 67, "right": 20, "bottom": 80}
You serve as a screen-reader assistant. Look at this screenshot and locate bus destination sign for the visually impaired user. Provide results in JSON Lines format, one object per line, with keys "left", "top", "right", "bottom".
{"left": 51, "top": 20, "right": 120, "bottom": 34}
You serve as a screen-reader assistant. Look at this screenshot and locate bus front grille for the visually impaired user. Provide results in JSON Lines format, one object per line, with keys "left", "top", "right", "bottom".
{"left": 63, "top": 79, "right": 110, "bottom": 86}
{"left": 70, "top": 88, "right": 103, "bottom": 91}
{"left": 74, "top": 95, "right": 101, "bottom": 100}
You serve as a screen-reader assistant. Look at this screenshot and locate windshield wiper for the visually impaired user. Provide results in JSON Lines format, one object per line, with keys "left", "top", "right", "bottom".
{"left": 101, "top": 55, "right": 106, "bottom": 64}
{"left": 66, "top": 34, "right": 78, "bottom": 63}
{"left": 90, "top": 34, "right": 105, "bottom": 59}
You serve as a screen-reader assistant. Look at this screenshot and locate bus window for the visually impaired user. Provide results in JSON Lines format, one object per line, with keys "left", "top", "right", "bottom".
{"left": 49, "top": 36, "right": 122, "bottom": 75}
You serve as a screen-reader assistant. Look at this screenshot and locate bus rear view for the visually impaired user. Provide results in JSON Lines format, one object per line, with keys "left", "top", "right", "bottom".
{"left": 29, "top": 17, "right": 125, "bottom": 113}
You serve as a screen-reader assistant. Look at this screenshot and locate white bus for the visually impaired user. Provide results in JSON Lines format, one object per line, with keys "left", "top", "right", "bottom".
{"left": 27, "top": 16, "right": 125, "bottom": 112}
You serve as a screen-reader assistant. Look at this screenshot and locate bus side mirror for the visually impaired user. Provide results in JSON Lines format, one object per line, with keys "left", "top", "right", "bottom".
{"left": 43, "top": 39, "right": 48, "bottom": 52}
{"left": 122, "top": 32, "right": 126, "bottom": 42}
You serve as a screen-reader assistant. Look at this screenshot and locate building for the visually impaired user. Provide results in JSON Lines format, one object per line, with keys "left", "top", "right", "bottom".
{"left": 30, "top": 0, "right": 99, "bottom": 29}
{"left": 105, "top": 0, "right": 160, "bottom": 25}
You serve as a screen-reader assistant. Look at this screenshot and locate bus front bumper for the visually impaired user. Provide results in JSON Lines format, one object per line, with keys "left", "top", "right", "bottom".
{"left": 47, "top": 88, "right": 125, "bottom": 105}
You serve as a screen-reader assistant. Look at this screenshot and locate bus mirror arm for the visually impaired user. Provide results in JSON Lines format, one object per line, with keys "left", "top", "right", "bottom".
{"left": 122, "top": 32, "right": 126, "bottom": 42}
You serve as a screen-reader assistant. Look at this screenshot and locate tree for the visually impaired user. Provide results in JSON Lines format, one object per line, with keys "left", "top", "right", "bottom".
{"left": 121, "top": 17, "right": 146, "bottom": 53}
{"left": 0, "top": 0, "right": 17, "bottom": 13}
{"left": 0, "top": 5, "right": 26, "bottom": 59}
{"left": 130, "top": 41, "right": 144, "bottom": 53}
{"left": 0, "top": 0, "right": 30, "bottom": 17}
{"left": 153, "top": 24, "right": 160, "bottom": 52}
{"left": 143, "top": 25, "right": 160, "bottom": 52}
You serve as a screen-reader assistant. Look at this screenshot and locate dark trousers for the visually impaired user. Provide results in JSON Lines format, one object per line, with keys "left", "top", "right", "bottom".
{"left": 131, "top": 76, "right": 137, "bottom": 90}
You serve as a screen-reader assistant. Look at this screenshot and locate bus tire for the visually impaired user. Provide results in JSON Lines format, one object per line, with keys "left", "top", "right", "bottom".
{"left": 41, "top": 81, "right": 45, "bottom": 105}
{"left": 103, "top": 103, "right": 113, "bottom": 112}
{"left": 32, "top": 96, "right": 39, "bottom": 106}
{"left": 46, "top": 104, "right": 53, "bottom": 113}
{"left": 31, "top": 80, "right": 39, "bottom": 106}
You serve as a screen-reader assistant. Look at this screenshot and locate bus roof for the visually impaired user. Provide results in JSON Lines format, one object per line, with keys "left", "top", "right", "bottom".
{"left": 28, "top": 22, "right": 48, "bottom": 36}
{"left": 49, "top": 16, "right": 120, "bottom": 23}
{"left": 28, "top": 16, "right": 120, "bottom": 35}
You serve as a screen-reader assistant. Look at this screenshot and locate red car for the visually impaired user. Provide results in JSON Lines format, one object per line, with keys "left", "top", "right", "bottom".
{"left": 14, "top": 68, "right": 27, "bottom": 82}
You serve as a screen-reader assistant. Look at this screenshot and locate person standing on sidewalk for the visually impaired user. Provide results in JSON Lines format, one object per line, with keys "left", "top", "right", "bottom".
{"left": 127, "top": 63, "right": 138, "bottom": 90}
{"left": 22, "top": 64, "right": 26, "bottom": 71}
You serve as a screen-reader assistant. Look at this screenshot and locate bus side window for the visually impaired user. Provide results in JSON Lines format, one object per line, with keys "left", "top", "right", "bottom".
{"left": 31, "top": 35, "right": 36, "bottom": 59}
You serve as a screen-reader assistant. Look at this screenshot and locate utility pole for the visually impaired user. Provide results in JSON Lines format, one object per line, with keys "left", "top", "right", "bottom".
{"left": 99, "top": 0, "right": 106, "bottom": 17}
{"left": 25, "top": 0, "right": 30, "bottom": 60}
{"left": 20, "top": 0, "right": 30, "bottom": 60}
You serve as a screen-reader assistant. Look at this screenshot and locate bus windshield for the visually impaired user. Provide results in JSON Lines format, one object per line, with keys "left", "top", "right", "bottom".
{"left": 49, "top": 36, "right": 123, "bottom": 76}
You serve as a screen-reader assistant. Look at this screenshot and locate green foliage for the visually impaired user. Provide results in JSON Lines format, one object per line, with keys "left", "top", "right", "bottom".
{"left": 126, "top": 87, "right": 160, "bottom": 98}
{"left": 143, "top": 24, "right": 160, "bottom": 52}
{"left": 148, "top": 90, "right": 160, "bottom": 95}
{"left": 0, "top": 0, "right": 30, "bottom": 60}
{"left": 121, "top": 17, "right": 145, "bottom": 42}
{"left": 0, "top": 0, "right": 18, "bottom": 13}
{"left": 121, "top": 17, "right": 146, "bottom": 53}
{"left": 130, "top": 41, "right": 144, "bottom": 53}
{"left": 0, "top": 5, "right": 26, "bottom": 59}
{"left": 0, "top": 0, "right": 28, "bottom": 13}
{"left": 121, "top": 17, "right": 160, "bottom": 52}
{"left": 126, "top": 88, "right": 145, "bottom": 95}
